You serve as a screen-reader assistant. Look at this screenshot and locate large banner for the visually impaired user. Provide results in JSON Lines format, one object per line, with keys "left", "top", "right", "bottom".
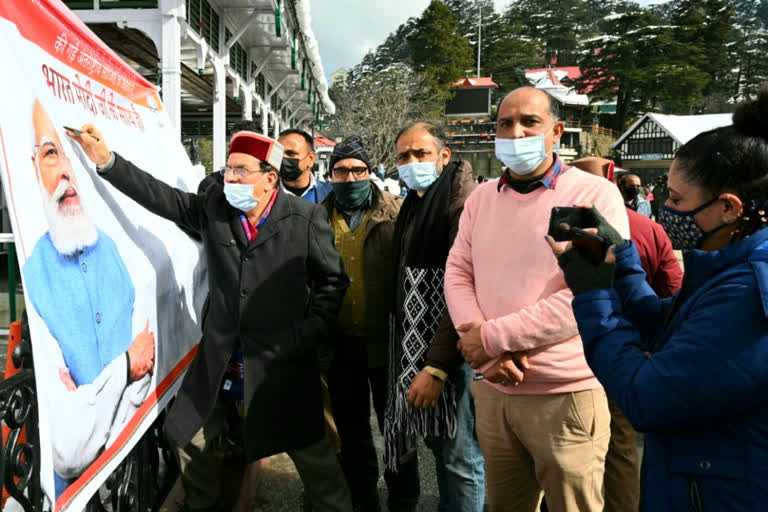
{"left": 0, "top": 1, "right": 207, "bottom": 510}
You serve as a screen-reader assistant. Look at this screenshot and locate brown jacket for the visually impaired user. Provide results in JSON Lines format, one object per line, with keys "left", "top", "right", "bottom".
{"left": 395, "top": 160, "right": 477, "bottom": 374}
{"left": 324, "top": 184, "right": 402, "bottom": 367}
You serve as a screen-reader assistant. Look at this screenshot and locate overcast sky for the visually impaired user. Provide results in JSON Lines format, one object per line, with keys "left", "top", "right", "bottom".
{"left": 309, "top": 0, "right": 663, "bottom": 78}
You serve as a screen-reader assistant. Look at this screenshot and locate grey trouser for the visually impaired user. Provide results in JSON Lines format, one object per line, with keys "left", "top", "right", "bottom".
{"left": 176, "top": 400, "right": 353, "bottom": 511}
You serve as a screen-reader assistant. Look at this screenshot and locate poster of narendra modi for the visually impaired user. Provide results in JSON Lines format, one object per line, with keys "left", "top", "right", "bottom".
{"left": 0, "top": 1, "right": 208, "bottom": 509}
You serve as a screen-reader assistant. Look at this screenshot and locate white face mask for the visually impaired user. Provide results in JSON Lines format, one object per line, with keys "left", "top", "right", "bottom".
{"left": 495, "top": 125, "right": 555, "bottom": 176}
{"left": 223, "top": 173, "right": 269, "bottom": 212}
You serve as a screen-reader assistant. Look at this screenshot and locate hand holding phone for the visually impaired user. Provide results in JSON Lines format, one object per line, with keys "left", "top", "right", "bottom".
{"left": 570, "top": 228, "right": 609, "bottom": 265}
{"left": 548, "top": 206, "right": 597, "bottom": 242}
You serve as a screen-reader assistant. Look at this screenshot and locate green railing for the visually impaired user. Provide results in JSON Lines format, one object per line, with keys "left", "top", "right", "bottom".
{"left": 186, "top": 0, "right": 220, "bottom": 53}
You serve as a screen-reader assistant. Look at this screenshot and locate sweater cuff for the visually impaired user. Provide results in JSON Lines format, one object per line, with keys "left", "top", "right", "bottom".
{"left": 97, "top": 152, "right": 116, "bottom": 174}
{"left": 480, "top": 321, "right": 504, "bottom": 359}
{"left": 423, "top": 366, "right": 448, "bottom": 381}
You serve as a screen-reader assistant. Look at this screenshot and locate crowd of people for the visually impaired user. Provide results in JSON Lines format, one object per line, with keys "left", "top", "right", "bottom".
{"left": 64, "top": 81, "right": 768, "bottom": 512}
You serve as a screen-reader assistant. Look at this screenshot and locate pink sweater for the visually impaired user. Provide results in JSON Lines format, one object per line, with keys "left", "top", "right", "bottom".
{"left": 445, "top": 167, "right": 630, "bottom": 394}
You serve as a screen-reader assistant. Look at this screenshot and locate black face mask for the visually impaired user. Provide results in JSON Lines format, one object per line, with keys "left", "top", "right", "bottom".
{"left": 623, "top": 186, "right": 640, "bottom": 204}
{"left": 280, "top": 157, "right": 304, "bottom": 182}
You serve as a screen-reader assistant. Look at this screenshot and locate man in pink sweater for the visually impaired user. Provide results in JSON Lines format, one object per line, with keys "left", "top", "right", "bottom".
{"left": 445, "top": 87, "right": 630, "bottom": 512}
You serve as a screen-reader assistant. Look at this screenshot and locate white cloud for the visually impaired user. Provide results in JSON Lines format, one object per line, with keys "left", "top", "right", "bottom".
{"left": 310, "top": 0, "right": 432, "bottom": 75}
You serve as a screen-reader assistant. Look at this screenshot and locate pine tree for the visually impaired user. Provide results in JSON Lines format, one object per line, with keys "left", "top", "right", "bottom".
{"left": 408, "top": 1, "right": 475, "bottom": 97}
{"left": 671, "top": 0, "right": 734, "bottom": 95}
{"left": 728, "top": 0, "right": 768, "bottom": 99}
{"left": 505, "top": 0, "right": 597, "bottom": 66}
{"left": 576, "top": 8, "right": 708, "bottom": 130}
{"left": 444, "top": 0, "right": 498, "bottom": 75}
{"left": 353, "top": 17, "right": 419, "bottom": 78}
{"left": 443, "top": 0, "right": 496, "bottom": 38}
{"left": 481, "top": 17, "right": 540, "bottom": 92}
{"left": 729, "top": 0, "right": 768, "bottom": 27}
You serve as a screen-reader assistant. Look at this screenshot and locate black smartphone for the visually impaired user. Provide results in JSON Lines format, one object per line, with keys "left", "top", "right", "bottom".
{"left": 571, "top": 227, "right": 609, "bottom": 265}
{"left": 548, "top": 207, "right": 596, "bottom": 242}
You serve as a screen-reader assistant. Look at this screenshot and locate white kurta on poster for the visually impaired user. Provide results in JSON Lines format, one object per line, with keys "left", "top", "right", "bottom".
{"left": 0, "top": 2, "right": 207, "bottom": 510}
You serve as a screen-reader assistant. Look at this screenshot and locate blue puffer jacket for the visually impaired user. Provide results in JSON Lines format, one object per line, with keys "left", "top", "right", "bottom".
{"left": 572, "top": 227, "right": 768, "bottom": 512}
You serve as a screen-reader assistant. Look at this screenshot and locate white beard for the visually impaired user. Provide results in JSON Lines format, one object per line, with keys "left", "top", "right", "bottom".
{"left": 39, "top": 179, "right": 98, "bottom": 256}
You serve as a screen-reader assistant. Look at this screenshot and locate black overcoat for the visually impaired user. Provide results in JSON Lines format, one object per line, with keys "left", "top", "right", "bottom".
{"left": 101, "top": 153, "right": 349, "bottom": 460}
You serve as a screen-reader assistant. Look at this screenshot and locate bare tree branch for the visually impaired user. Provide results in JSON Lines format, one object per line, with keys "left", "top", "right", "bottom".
{"left": 326, "top": 64, "right": 443, "bottom": 173}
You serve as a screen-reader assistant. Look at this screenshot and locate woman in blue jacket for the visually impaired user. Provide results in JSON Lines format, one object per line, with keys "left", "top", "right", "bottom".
{"left": 548, "top": 85, "right": 768, "bottom": 511}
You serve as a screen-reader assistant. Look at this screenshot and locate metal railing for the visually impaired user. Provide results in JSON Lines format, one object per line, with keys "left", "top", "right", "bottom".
{"left": 0, "top": 234, "right": 17, "bottom": 330}
{"left": 0, "top": 315, "right": 178, "bottom": 512}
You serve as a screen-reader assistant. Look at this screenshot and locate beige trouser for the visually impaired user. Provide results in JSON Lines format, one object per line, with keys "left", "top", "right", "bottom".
{"left": 471, "top": 382, "right": 611, "bottom": 512}
{"left": 176, "top": 400, "right": 352, "bottom": 511}
{"left": 604, "top": 397, "right": 640, "bottom": 512}
{"left": 321, "top": 374, "right": 342, "bottom": 453}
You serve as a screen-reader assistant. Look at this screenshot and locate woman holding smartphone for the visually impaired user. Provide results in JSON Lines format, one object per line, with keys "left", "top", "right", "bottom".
{"left": 548, "top": 84, "right": 768, "bottom": 511}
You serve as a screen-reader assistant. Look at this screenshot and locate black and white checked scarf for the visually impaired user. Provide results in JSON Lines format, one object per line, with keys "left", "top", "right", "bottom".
{"left": 384, "top": 162, "right": 461, "bottom": 471}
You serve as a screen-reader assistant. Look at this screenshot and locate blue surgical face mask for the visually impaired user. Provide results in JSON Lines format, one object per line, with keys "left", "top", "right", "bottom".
{"left": 397, "top": 161, "right": 439, "bottom": 191}
{"left": 495, "top": 125, "right": 554, "bottom": 176}
{"left": 224, "top": 174, "right": 268, "bottom": 212}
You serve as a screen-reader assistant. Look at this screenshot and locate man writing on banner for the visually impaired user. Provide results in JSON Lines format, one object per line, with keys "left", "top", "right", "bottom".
{"left": 22, "top": 100, "right": 155, "bottom": 498}
{"left": 67, "top": 126, "right": 353, "bottom": 512}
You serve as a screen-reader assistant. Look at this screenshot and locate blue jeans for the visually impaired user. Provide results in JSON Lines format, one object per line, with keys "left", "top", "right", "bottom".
{"left": 425, "top": 363, "right": 486, "bottom": 512}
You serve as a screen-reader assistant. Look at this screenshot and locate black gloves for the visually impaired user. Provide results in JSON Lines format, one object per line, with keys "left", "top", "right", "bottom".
{"left": 557, "top": 247, "right": 616, "bottom": 295}
{"left": 590, "top": 206, "right": 625, "bottom": 249}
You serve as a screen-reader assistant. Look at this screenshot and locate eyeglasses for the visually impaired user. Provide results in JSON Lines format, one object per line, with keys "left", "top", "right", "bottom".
{"left": 332, "top": 166, "right": 369, "bottom": 178}
{"left": 218, "top": 166, "right": 265, "bottom": 178}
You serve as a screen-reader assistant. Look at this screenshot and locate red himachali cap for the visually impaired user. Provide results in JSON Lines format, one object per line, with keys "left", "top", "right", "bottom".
{"left": 229, "top": 131, "right": 284, "bottom": 170}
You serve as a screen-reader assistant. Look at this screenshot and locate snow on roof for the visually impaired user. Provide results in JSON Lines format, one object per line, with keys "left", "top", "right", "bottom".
{"left": 612, "top": 113, "right": 733, "bottom": 149}
{"left": 452, "top": 77, "right": 499, "bottom": 88}
{"left": 526, "top": 66, "right": 582, "bottom": 81}
{"left": 546, "top": 87, "right": 590, "bottom": 107}
{"left": 524, "top": 68, "right": 589, "bottom": 107}
{"left": 294, "top": 0, "right": 335, "bottom": 115}
{"left": 525, "top": 66, "right": 603, "bottom": 95}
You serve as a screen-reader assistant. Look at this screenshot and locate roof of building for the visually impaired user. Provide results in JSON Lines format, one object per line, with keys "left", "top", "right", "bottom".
{"left": 524, "top": 68, "right": 589, "bottom": 107}
{"left": 452, "top": 77, "right": 498, "bottom": 88}
{"left": 524, "top": 66, "right": 607, "bottom": 94}
{"left": 294, "top": 0, "right": 335, "bottom": 114}
{"left": 612, "top": 112, "right": 733, "bottom": 149}
{"left": 314, "top": 134, "right": 336, "bottom": 147}
{"left": 526, "top": 66, "right": 582, "bottom": 81}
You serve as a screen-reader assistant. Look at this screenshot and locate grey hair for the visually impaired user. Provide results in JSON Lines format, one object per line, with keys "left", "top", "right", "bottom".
{"left": 394, "top": 121, "right": 446, "bottom": 150}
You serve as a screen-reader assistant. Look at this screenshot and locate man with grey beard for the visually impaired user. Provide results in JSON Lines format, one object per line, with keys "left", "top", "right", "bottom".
{"left": 22, "top": 100, "right": 156, "bottom": 499}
